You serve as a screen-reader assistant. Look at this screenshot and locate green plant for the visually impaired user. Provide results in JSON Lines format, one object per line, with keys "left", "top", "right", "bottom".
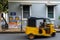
{"left": 58, "top": 25, "right": 60, "bottom": 29}
{"left": 58, "top": 16, "right": 60, "bottom": 20}
{"left": 58, "top": 16, "right": 60, "bottom": 29}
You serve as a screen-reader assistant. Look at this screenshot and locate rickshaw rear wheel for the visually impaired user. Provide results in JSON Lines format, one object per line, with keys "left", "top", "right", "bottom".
{"left": 28, "top": 34, "right": 34, "bottom": 40}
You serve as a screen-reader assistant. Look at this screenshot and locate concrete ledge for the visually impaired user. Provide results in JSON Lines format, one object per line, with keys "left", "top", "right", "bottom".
{"left": 55, "top": 29, "right": 60, "bottom": 32}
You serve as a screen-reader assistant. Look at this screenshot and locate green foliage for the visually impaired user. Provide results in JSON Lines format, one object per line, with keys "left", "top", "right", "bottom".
{"left": 0, "top": 4, "right": 3, "bottom": 12}
{"left": 0, "top": 0, "right": 8, "bottom": 13}
{"left": 58, "top": 16, "right": 60, "bottom": 20}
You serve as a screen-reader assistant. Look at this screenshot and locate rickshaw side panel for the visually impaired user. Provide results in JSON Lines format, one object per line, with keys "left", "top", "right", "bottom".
{"left": 25, "top": 27, "right": 39, "bottom": 35}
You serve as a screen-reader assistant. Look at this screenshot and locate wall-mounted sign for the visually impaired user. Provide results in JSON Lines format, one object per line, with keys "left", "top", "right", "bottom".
{"left": 10, "top": 12, "right": 16, "bottom": 16}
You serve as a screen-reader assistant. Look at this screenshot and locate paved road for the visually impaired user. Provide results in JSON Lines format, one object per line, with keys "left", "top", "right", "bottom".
{"left": 0, "top": 33, "right": 60, "bottom": 40}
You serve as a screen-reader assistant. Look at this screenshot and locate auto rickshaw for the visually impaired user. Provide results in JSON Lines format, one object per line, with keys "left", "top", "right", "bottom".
{"left": 25, "top": 17, "right": 56, "bottom": 40}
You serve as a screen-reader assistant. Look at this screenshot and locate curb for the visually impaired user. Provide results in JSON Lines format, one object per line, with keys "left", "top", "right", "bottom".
{"left": 0, "top": 32, "right": 25, "bottom": 34}
{"left": 0, "top": 29, "right": 60, "bottom": 34}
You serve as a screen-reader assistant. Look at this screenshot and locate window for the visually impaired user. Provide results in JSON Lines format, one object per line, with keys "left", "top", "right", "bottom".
{"left": 47, "top": 6, "right": 55, "bottom": 20}
{"left": 23, "top": 5, "right": 31, "bottom": 19}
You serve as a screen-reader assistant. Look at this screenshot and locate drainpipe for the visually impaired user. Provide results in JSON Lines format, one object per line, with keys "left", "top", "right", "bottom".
{"left": 20, "top": 5, "right": 23, "bottom": 32}
{"left": 21, "top": 11, "right": 22, "bottom": 32}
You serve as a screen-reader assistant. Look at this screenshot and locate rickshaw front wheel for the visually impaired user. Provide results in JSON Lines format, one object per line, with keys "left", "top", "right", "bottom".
{"left": 51, "top": 32, "right": 56, "bottom": 37}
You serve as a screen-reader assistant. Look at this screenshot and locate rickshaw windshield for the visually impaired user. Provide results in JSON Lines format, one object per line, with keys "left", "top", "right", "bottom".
{"left": 46, "top": 19, "right": 51, "bottom": 24}
{"left": 36, "top": 19, "right": 43, "bottom": 27}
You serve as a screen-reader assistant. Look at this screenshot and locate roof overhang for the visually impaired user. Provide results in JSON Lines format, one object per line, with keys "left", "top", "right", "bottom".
{"left": 20, "top": 2, "right": 32, "bottom": 6}
{"left": 45, "top": 3, "right": 57, "bottom": 6}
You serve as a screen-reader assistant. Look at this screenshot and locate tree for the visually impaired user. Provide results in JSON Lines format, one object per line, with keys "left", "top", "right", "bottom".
{"left": 0, "top": 0, "right": 8, "bottom": 30}
{"left": 0, "top": 0, "right": 8, "bottom": 13}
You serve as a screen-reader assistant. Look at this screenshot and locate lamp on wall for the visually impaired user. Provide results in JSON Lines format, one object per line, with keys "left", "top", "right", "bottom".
{"left": 20, "top": 5, "right": 23, "bottom": 9}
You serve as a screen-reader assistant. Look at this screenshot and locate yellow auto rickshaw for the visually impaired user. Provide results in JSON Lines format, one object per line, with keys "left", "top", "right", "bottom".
{"left": 25, "top": 17, "right": 56, "bottom": 40}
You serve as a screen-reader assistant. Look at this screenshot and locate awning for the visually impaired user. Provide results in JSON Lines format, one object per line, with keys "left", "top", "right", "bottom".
{"left": 20, "top": 2, "right": 32, "bottom": 6}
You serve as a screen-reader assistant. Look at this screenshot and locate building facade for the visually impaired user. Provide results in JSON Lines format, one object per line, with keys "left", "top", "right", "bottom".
{"left": 8, "top": 0, "right": 60, "bottom": 29}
